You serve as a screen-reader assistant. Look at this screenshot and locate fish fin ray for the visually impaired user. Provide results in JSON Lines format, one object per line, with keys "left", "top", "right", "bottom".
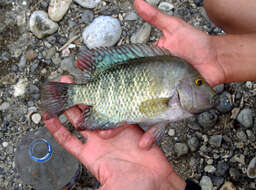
{"left": 76, "top": 44, "right": 170, "bottom": 78}
{"left": 40, "top": 82, "right": 73, "bottom": 115}
{"left": 139, "top": 98, "right": 169, "bottom": 117}
{"left": 77, "top": 109, "right": 117, "bottom": 130}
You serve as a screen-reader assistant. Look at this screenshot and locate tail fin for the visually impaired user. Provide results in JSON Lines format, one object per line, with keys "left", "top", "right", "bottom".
{"left": 41, "top": 82, "right": 73, "bottom": 115}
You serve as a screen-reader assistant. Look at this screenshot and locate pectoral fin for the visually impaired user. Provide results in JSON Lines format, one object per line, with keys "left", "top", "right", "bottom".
{"left": 139, "top": 98, "right": 169, "bottom": 117}
{"left": 77, "top": 108, "right": 116, "bottom": 130}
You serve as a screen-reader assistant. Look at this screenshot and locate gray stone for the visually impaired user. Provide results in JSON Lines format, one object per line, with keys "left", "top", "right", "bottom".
{"left": 146, "top": 0, "right": 160, "bottom": 5}
{"left": 216, "top": 162, "right": 229, "bottom": 176}
{"left": 81, "top": 10, "right": 94, "bottom": 24}
{"left": 174, "top": 143, "right": 188, "bottom": 157}
{"left": 237, "top": 108, "right": 253, "bottom": 128}
{"left": 187, "top": 136, "right": 199, "bottom": 152}
{"left": 200, "top": 176, "right": 213, "bottom": 190}
{"left": 18, "top": 55, "right": 27, "bottom": 70}
{"left": 82, "top": 16, "right": 121, "bottom": 49}
{"left": 124, "top": 11, "right": 138, "bottom": 21}
{"left": 197, "top": 110, "right": 218, "bottom": 128}
{"left": 209, "top": 135, "right": 222, "bottom": 147}
{"left": 213, "top": 84, "right": 224, "bottom": 94}
{"left": 216, "top": 91, "right": 233, "bottom": 113}
{"left": 168, "top": 129, "right": 175, "bottom": 136}
{"left": 29, "top": 11, "right": 59, "bottom": 39}
{"left": 74, "top": 0, "right": 101, "bottom": 8}
{"left": 0, "top": 102, "right": 10, "bottom": 111}
{"left": 229, "top": 168, "right": 240, "bottom": 180}
{"left": 211, "top": 176, "right": 224, "bottom": 188}
{"left": 193, "top": 0, "right": 203, "bottom": 6}
{"left": 46, "top": 47, "right": 56, "bottom": 59}
{"left": 131, "top": 23, "right": 151, "bottom": 44}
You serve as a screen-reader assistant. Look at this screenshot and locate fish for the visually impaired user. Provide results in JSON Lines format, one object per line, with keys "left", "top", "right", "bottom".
{"left": 41, "top": 44, "right": 218, "bottom": 144}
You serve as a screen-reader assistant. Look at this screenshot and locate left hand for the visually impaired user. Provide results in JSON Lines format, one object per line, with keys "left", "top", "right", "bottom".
{"left": 43, "top": 76, "right": 186, "bottom": 190}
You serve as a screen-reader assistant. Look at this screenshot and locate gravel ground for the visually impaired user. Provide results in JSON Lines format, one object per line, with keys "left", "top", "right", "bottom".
{"left": 0, "top": 0, "right": 256, "bottom": 189}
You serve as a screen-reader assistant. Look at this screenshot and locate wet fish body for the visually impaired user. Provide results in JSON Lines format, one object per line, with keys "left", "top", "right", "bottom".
{"left": 41, "top": 44, "right": 216, "bottom": 139}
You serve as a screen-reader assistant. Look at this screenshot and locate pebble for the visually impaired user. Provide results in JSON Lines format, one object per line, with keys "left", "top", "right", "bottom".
{"left": 74, "top": 0, "right": 101, "bottom": 8}
{"left": 131, "top": 23, "right": 151, "bottom": 44}
{"left": 158, "top": 2, "right": 174, "bottom": 12}
{"left": 193, "top": 0, "right": 203, "bottom": 7}
{"left": 216, "top": 162, "right": 229, "bottom": 176}
{"left": 146, "top": 0, "right": 160, "bottom": 5}
{"left": 229, "top": 168, "right": 240, "bottom": 180}
{"left": 25, "top": 49, "right": 38, "bottom": 62}
{"left": 211, "top": 176, "right": 224, "bottom": 188}
{"left": 237, "top": 108, "right": 253, "bottom": 128}
{"left": 216, "top": 91, "right": 233, "bottom": 113}
{"left": 247, "top": 157, "right": 256, "bottom": 178}
{"left": 245, "top": 81, "right": 253, "bottom": 89}
{"left": 48, "top": 0, "right": 72, "bottom": 21}
{"left": 31, "top": 113, "right": 41, "bottom": 124}
{"left": 29, "top": 11, "right": 59, "bottom": 39}
{"left": 220, "top": 181, "right": 236, "bottom": 190}
{"left": 236, "top": 130, "right": 247, "bottom": 142}
{"left": 82, "top": 16, "right": 121, "bottom": 49}
{"left": 18, "top": 55, "right": 27, "bottom": 70}
{"left": 174, "top": 143, "right": 188, "bottom": 157}
{"left": 0, "top": 102, "right": 10, "bottom": 111}
{"left": 124, "top": 11, "right": 138, "bottom": 21}
{"left": 187, "top": 136, "right": 199, "bottom": 152}
{"left": 168, "top": 128, "right": 175, "bottom": 136}
{"left": 45, "top": 47, "right": 56, "bottom": 59}
{"left": 200, "top": 176, "right": 213, "bottom": 190}
{"left": 204, "top": 165, "right": 216, "bottom": 173}
{"left": 81, "top": 10, "right": 94, "bottom": 24}
{"left": 209, "top": 135, "right": 222, "bottom": 147}
{"left": 187, "top": 121, "right": 201, "bottom": 130}
{"left": 2, "top": 142, "right": 8, "bottom": 148}
{"left": 197, "top": 110, "right": 218, "bottom": 128}
{"left": 13, "top": 78, "right": 28, "bottom": 97}
{"left": 213, "top": 84, "right": 224, "bottom": 94}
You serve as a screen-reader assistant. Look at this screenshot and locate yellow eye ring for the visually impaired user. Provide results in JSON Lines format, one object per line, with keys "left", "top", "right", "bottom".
{"left": 195, "top": 78, "right": 204, "bottom": 86}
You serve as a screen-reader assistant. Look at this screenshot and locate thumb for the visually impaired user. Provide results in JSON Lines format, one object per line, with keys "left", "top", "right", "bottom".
{"left": 134, "top": 0, "right": 178, "bottom": 31}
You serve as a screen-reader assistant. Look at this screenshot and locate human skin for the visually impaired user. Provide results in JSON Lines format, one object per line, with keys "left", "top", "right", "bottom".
{"left": 43, "top": 0, "right": 256, "bottom": 189}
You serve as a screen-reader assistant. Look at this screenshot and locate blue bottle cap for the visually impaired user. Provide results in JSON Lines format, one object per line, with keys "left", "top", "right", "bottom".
{"left": 29, "top": 138, "right": 53, "bottom": 162}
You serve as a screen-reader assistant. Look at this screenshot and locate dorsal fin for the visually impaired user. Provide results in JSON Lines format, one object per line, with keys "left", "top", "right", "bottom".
{"left": 76, "top": 44, "right": 170, "bottom": 78}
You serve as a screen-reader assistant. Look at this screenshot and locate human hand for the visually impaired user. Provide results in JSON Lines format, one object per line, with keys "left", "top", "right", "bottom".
{"left": 43, "top": 76, "right": 186, "bottom": 190}
{"left": 134, "top": 0, "right": 226, "bottom": 87}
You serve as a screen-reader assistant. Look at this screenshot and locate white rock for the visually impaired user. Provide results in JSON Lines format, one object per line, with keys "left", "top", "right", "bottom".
{"left": 82, "top": 16, "right": 121, "bottom": 49}
{"left": 200, "top": 176, "right": 213, "bottom": 190}
{"left": 158, "top": 2, "right": 174, "bottom": 12}
{"left": 168, "top": 129, "right": 175, "bottom": 136}
{"left": 0, "top": 102, "right": 10, "bottom": 111}
{"left": 13, "top": 78, "right": 28, "bottom": 97}
{"left": 48, "top": 0, "right": 72, "bottom": 21}
{"left": 2, "top": 142, "right": 8, "bottom": 148}
{"left": 131, "top": 23, "right": 151, "bottom": 44}
{"left": 247, "top": 157, "right": 256, "bottom": 178}
{"left": 204, "top": 165, "right": 216, "bottom": 173}
{"left": 31, "top": 113, "right": 42, "bottom": 124}
{"left": 74, "top": 0, "right": 101, "bottom": 8}
{"left": 30, "top": 11, "right": 59, "bottom": 39}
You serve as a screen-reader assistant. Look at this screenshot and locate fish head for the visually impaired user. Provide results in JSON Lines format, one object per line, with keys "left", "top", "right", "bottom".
{"left": 176, "top": 73, "right": 219, "bottom": 114}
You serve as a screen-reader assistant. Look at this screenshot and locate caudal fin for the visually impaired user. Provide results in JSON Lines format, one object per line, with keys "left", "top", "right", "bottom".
{"left": 41, "top": 82, "right": 72, "bottom": 115}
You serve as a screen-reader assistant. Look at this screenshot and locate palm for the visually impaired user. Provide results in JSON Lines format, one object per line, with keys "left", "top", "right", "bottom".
{"left": 134, "top": 0, "right": 225, "bottom": 86}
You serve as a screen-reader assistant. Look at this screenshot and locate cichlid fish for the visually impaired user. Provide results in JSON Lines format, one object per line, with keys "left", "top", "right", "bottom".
{"left": 41, "top": 44, "right": 218, "bottom": 143}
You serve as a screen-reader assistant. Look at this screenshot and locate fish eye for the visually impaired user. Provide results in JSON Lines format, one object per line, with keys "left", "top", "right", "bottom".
{"left": 195, "top": 78, "right": 204, "bottom": 86}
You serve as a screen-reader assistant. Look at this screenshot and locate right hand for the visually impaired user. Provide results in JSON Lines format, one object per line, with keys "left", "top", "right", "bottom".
{"left": 134, "top": 0, "right": 226, "bottom": 87}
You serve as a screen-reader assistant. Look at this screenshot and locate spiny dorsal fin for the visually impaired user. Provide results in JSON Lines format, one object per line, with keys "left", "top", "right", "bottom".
{"left": 76, "top": 44, "right": 170, "bottom": 78}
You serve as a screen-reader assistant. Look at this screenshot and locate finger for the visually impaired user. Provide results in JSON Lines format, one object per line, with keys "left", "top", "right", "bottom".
{"left": 97, "top": 124, "right": 130, "bottom": 139}
{"left": 43, "top": 112, "right": 84, "bottom": 161}
{"left": 134, "top": 0, "right": 173, "bottom": 30}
